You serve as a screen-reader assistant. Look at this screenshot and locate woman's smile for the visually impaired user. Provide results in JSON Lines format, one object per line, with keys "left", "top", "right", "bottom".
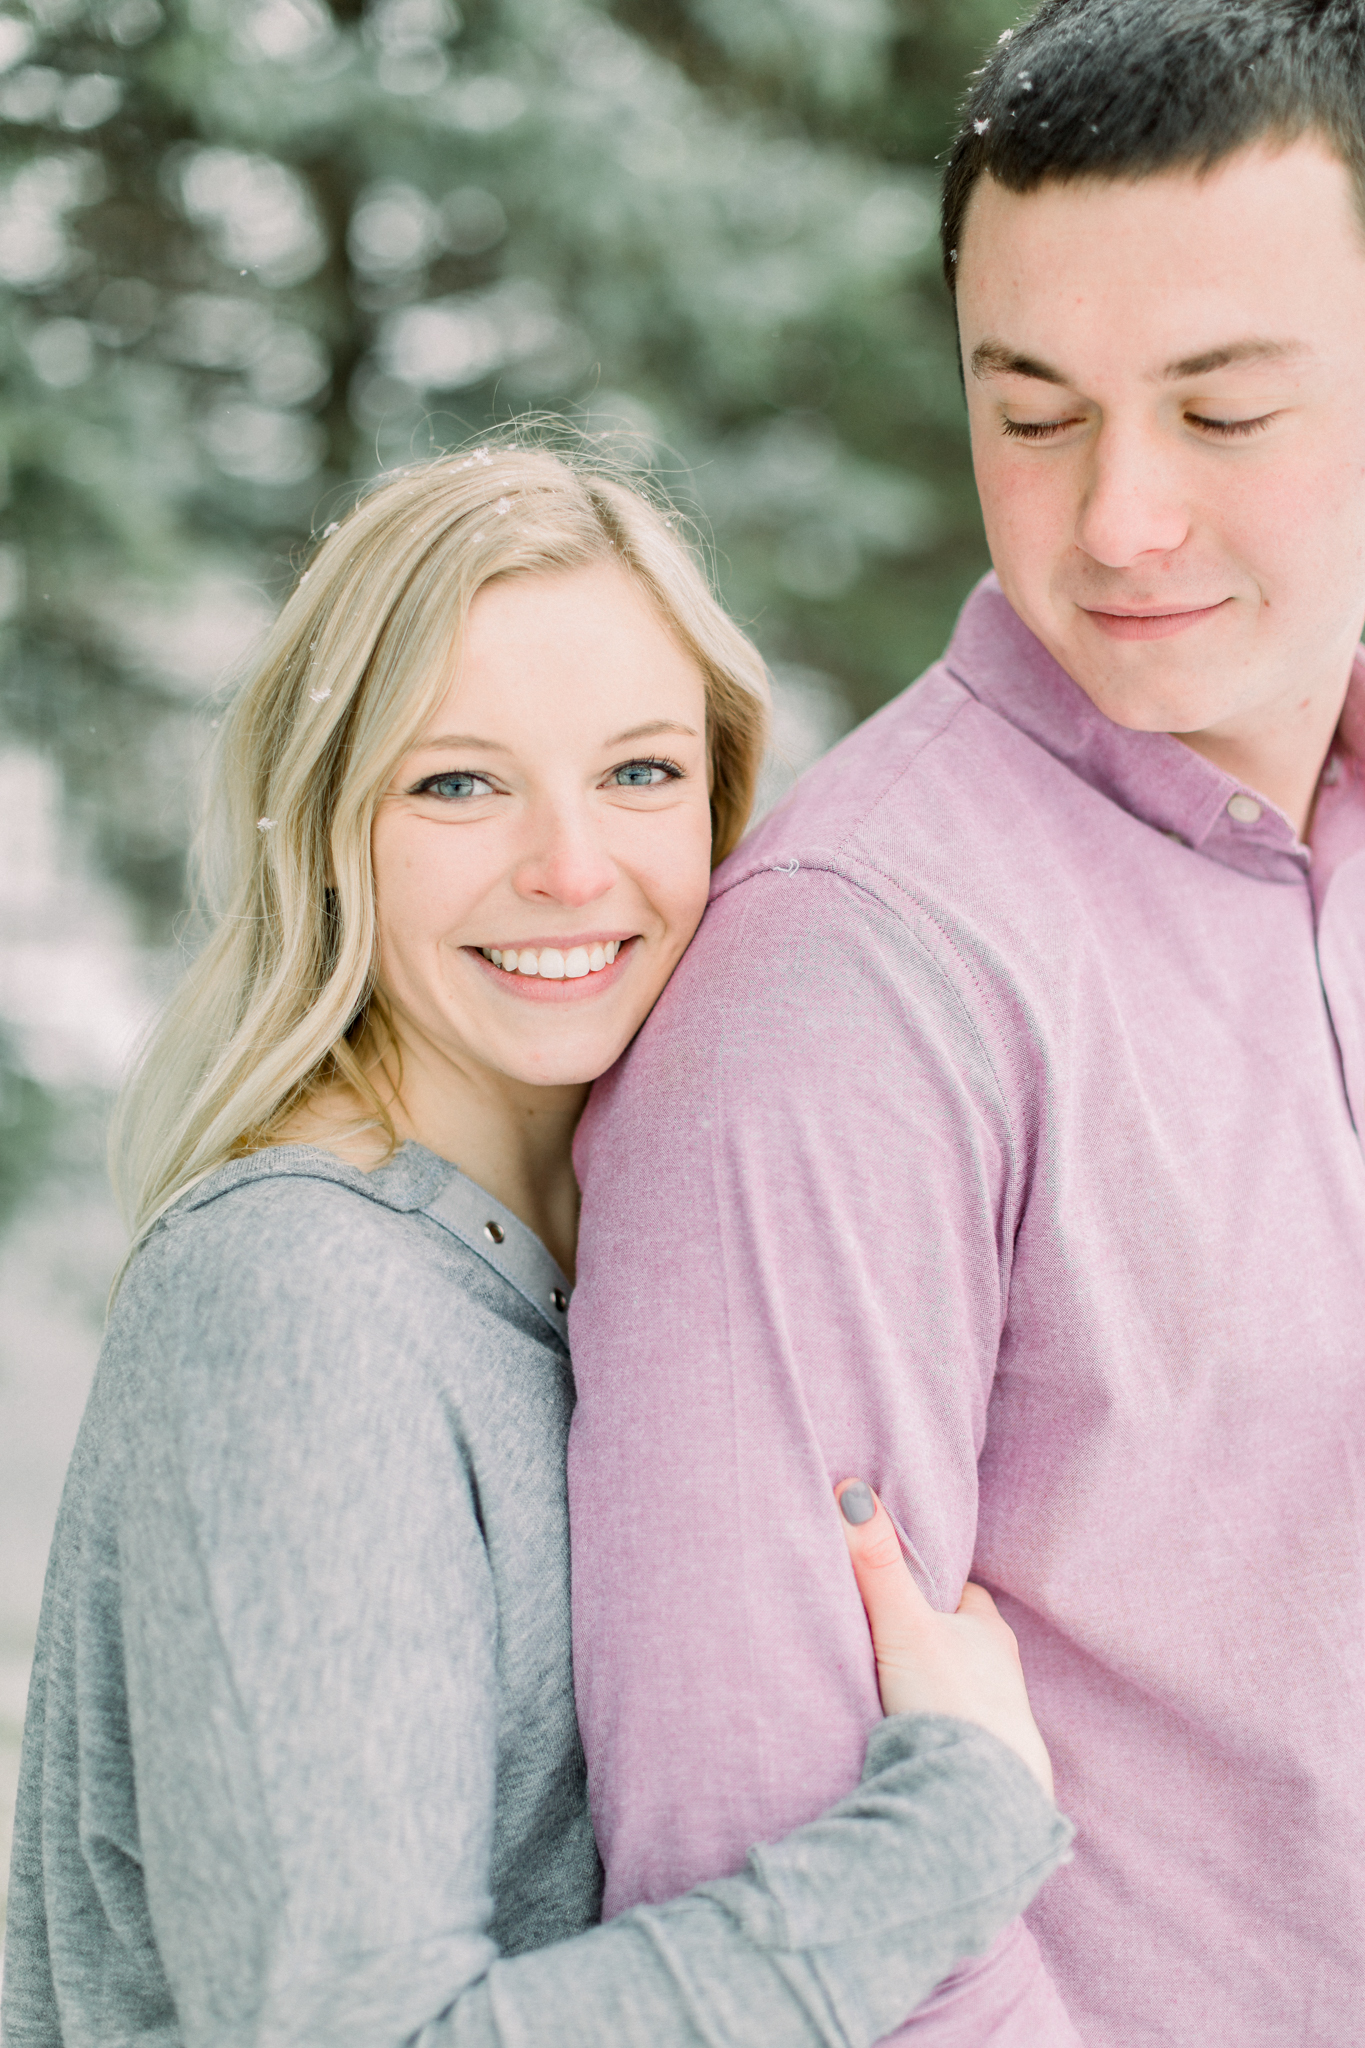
{"left": 467, "top": 934, "right": 638, "bottom": 1001}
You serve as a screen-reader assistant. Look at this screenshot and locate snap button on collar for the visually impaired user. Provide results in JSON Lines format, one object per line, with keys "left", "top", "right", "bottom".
{"left": 1227, "top": 793, "right": 1262, "bottom": 824}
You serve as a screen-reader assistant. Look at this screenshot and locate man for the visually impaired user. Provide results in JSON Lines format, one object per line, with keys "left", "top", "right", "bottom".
{"left": 566, "top": 2, "right": 1365, "bottom": 2042}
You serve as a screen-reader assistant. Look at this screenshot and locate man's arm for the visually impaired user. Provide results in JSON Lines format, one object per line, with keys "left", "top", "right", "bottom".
{"left": 568, "top": 863, "right": 1079, "bottom": 2043}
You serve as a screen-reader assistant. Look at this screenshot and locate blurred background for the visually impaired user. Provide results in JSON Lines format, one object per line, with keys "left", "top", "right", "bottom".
{"left": 0, "top": 0, "right": 1022, "bottom": 1936}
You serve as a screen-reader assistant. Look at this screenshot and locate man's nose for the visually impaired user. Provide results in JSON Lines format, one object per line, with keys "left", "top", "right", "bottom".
{"left": 1073, "top": 424, "right": 1191, "bottom": 568}
{"left": 512, "top": 801, "right": 618, "bottom": 907}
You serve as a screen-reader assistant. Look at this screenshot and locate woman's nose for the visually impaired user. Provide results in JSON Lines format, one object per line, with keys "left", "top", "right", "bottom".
{"left": 511, "top": 803, "right": 618, "bottom": 907}
{"left": 1073, "top": 427, "right": 1191, "bottom": 569}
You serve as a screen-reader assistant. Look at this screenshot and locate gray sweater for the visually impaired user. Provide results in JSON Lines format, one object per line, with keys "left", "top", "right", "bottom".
{"left": 2, "top": 1144, "right": 1071, "bottom": 2047}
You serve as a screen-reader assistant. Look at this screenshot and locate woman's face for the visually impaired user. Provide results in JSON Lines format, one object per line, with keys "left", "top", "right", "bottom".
{"left": 371, "top": 559, "right": 715, "bottom": 1094}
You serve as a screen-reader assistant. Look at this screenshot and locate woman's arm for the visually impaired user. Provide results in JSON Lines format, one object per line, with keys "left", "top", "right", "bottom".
{"left": 439, "top": 1716, "right": 1067, "bottom": 2047}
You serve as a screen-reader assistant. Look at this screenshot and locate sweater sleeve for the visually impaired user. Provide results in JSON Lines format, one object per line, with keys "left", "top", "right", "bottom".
{"left": 437, "top": 1717, "right": 1071, "bottom": 2048}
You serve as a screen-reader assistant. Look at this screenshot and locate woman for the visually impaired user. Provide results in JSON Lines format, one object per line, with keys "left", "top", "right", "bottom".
{"left": 3, "top": 442, "right": 1070, "bottom": 2048}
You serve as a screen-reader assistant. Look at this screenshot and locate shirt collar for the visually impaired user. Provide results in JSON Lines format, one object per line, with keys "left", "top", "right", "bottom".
{"left": 943, "top": 574, "right": 1358, "bottom": 886}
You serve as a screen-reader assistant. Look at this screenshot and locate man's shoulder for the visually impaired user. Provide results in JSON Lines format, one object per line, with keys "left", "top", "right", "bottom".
{"left": 722, "top": 603, "right": 1064, "bottom": 912}
{"left": 653, "top": 587, "right": 1098, "bottom": 1028}
{"left": 723, "top": 660, "right": 976, "bottom": 891}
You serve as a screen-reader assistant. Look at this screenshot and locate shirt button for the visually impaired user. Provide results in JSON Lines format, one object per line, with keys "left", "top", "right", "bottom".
{"left": 551, "top": 1288, "right": 567, "bottom": 1312}
{"left": 1227, "top": 793, "right": 1262, "bottom": 824}
{"left": 484, "top": 1220, "right": 505, "bottom": 1243}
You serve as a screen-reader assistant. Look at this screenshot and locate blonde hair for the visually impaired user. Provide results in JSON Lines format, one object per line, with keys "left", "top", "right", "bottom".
{"left": 111, "top": 438, "right": 770, "bottom": 1251}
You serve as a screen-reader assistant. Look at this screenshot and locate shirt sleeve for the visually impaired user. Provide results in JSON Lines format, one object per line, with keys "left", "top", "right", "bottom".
{"left": 567, "top": 863, "right": 1081, "bottom": 2044}
{"left": 119, "top": 1175, "right": 1069, "bottom": 2048}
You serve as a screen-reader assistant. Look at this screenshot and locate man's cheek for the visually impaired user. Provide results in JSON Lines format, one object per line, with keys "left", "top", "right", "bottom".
{"left": 981, "top": 465, "right": 1068, "bottom": 586}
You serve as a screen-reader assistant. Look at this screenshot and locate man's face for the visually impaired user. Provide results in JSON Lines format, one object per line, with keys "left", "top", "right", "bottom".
{"left": 955, "top": 138, "right": 1365, "bottom": 739}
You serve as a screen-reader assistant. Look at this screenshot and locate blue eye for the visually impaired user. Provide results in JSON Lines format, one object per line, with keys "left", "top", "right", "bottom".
{"left": 417, "top": 771, "right": 492, "bottom": 801}
{"left": 612, "top": 759, "right": 677, "bottom": 787}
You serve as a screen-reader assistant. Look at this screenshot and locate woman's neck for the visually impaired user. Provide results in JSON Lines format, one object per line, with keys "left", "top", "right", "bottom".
{"left": 403, "top": 1063, "right": 587, "bottom": 1279}
{"left": 280, "top": 1034, "right": 589, "bottom": 1279}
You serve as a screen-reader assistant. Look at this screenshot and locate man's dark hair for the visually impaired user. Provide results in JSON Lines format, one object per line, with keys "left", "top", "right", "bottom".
{"left": 941, "top": 0, "right": 1365, "bottom": 292}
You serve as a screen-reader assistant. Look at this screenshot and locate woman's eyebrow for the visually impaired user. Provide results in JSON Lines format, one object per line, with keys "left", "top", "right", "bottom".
{"left": 416, "top": 732, "right": 501, "bottom": 751}
{"left": 411, "top": 719, "right": 702, "bottom": 754}
{"left": 607, "top": 719, "right": 701, "bottom": 746}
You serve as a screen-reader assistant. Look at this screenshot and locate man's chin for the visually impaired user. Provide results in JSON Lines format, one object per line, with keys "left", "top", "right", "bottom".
{"left": 1072, "top": 676, "right": 1243, "bottom": 737}
{"left": 1055, "top": 642, "right": 1245, "bottom": 737}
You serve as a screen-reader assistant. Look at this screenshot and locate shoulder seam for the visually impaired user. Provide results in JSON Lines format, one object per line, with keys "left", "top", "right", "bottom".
{"left": 171, "top": 1165, "right": 424, "bottom": 1227}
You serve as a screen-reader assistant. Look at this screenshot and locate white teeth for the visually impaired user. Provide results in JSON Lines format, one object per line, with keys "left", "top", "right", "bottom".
{"left": 483, "top": 941, "right": 627, "bottom": 977}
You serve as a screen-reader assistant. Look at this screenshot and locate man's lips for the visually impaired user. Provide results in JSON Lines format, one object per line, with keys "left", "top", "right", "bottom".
{"left": 1079, "top": 598, "right": 1232, "bottom": 642}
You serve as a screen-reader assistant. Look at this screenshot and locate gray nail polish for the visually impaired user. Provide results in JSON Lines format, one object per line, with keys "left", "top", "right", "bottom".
{"left": 840, "top": 1482, "right": 876, "bottom": 1525}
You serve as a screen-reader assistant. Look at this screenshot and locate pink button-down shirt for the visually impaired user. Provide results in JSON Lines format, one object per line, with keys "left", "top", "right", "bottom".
{"left": 567, "top": 576, "right": 1365, "bottom": 2046}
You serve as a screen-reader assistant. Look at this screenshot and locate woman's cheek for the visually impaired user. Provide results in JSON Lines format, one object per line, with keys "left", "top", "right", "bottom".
{"left": 674, "top": 799, "right": 721, "bottom": 923}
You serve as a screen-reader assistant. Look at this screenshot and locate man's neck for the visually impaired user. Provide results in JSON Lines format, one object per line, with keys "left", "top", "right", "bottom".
{"left": 1173, "top": 657, "right": 1356, "bottom": 841}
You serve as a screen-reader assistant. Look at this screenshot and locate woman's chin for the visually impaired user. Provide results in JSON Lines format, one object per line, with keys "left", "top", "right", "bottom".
{"left": 461, "top": 950, "right": 674, "bottom": 1090}
{"left": 505, "top": 1030, "right": 638, "bottom": 1090}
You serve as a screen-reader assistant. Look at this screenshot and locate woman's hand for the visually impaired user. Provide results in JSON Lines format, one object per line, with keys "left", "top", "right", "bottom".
{"left": 836, "top": 1479, "right": 1054, "bottom": 1799}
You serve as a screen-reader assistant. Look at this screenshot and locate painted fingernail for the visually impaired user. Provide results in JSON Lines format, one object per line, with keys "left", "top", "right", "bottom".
{"left": 840, "top": 1482, "right": 876, "bottom": 1525}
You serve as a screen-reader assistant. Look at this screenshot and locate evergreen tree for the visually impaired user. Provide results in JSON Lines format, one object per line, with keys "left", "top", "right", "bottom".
{"left": 1, "top": 0, "right": 1019, "bottom": 943}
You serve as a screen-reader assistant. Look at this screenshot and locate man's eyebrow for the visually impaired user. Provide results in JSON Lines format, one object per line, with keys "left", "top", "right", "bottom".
{"left": 969, "top": 335, "right": 1314, "bottom": 389}
{"left": 969, "top": 339, "right": 1069, "bottom": 385}
{"left": 1159, "top": 337, "right": 1311, "bottom": 379}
